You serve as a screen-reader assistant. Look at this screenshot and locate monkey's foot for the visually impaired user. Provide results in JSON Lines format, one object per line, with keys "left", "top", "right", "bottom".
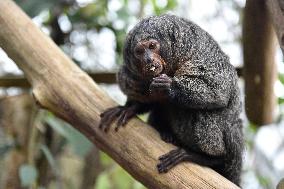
{"left": 99, "top": 106, "right": 136, "bottom": 132}
{"left": 157, "top": 148, "right": 189, "bottom": 173}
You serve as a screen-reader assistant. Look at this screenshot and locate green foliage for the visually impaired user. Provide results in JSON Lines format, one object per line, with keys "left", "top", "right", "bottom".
{"left": 95, "top": 157, "right": 146, "bottom": 189}
{"left": 68, "top": 1, "right": 108, "bottom": 29}
{"left": 19, "top": 164, "right": 38, "bottom": 187}
{"left": 278, "top": 73, "right": 284, "bottom": 85}
{"left": 150, "top": 0, "right": 177, "bottom": 15}
{"left": 40, "top": 144, "right": 58, "bottom": 173}
{"left": 14, "top": 0, "right": 58, "bottom": 17}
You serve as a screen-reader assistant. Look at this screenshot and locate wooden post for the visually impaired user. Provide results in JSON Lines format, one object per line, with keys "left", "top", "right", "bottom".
{"left": 243, "top": 0, "right": 277, "bottom": 125}
{"left": 266, "top": 0, "right": 284, "bottom": 54}
{"left": 0, "top": 0, "right": 239, "bottom": 188}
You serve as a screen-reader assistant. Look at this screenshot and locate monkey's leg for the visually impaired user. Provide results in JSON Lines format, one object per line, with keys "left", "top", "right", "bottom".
{"left": 157, "top": 148, "right": 223, "bottom": 173}
{"left": 154, "top": 127, "right": 178, "bottom": 145}
{"left": 148, "top": 112, "right": 179, "bottom": 145}
{"left": 160, "top": 131, "right": 176, "bottom": 144}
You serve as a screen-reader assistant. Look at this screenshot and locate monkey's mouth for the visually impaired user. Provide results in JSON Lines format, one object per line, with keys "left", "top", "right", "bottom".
{"left": 146, "top": 63, "right": 163, "bottom": 76}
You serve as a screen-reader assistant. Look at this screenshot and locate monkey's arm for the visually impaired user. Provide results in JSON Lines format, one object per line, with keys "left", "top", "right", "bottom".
{"left": 149, "top": 61, "right": 233, "bottom": 109}
{"left": 99, "top": 100, "right": 152, "bottom": 132}
{"left": 118, "top": 66, "right": 152, "bottom": 103}
{"left": 99, "top": 66, "right": 152, "bottom": 131}
{"left": 170, "top": 61, "right": 232, "bottom": 109}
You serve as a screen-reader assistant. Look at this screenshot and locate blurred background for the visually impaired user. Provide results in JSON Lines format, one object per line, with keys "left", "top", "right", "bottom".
{"left": 0, "top": 0, "right": 283, "bottom": 188}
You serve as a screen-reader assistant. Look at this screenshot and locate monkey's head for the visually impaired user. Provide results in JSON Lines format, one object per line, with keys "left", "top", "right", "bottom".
{"left": 133, "top": 39, "right": 165, "bottom": 78}
{"left": 123, "top": 14, "right": 187, "bottom": 79}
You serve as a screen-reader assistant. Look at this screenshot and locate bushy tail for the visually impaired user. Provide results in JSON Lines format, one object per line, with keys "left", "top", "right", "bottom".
{"left": 222, "top": 119, "right": 244, "bottom": 186}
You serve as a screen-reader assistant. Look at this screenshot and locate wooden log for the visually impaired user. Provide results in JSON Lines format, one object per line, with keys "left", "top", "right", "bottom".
{"left": 0, "top": 68, "right": 243, "bottom": 88}
{"left": 266, "top": 0, "right": 284, "bottom": 54}
{"left": 0, "top": 73, "right": 117, "bottom": 88}
{"left": 0, "top": 0, "right": 239, "bottom": 188}
{"left": 243, "top": 0, "right": 277, "bottom": 125}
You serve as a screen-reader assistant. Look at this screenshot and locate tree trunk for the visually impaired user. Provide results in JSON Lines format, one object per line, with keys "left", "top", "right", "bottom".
{"left": 243, "top": 0, "right": 277, "bottom": 125}
{"left": 266, "top": 0, "right": 284, "bottom": 54}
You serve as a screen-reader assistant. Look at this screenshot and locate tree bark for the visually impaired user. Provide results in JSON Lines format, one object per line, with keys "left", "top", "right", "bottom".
{"left": 266, "top": 0, "right": 284, "bottom": 54}
{"left": 0, "top": 0, "right": 239, "bottom": 188}
{"left": 0, "top": 73, "right": 117, "bottom": 88}
{"left": 243, "top": 0, "right": 277, "bottom": 125}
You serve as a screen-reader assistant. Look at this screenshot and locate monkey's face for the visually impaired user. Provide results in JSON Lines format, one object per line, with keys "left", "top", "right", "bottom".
{"left": 133, "top": 39, "right": 165, "bottom": 78}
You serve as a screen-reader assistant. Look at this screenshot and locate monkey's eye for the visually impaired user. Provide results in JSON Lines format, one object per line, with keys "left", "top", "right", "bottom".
{"left": 149, "top": 42, "right": 156, "bottom": 49}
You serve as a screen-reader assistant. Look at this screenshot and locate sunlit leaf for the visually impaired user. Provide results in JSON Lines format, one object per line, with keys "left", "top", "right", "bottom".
{"left": 112, "top": 166, "right": 133, "bottom": 189}
{"left": 133, "top": 181, "right": 146, "bottom": 189}
{"left": 279, "top": 74, "right": 284, "bottom": 85}
{"left": 40, "top": 144, "right": 58, "bottom": 173}
{"left": 100, "top": 151, "right": 114, "bottom": 167}
{"left": 95, "top": 173, "right": 111, "bottom": 189}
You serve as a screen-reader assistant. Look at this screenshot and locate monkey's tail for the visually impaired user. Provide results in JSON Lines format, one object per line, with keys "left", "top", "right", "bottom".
{"left": 222, "top": 119, "right": 243, "bottom": 186}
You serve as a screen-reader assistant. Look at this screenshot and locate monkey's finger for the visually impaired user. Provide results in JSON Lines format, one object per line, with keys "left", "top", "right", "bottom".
{"left": 121, "top": 110, "right": 136, "bottom": 126}
{"left": 150, "top": 83, "right": 171, "bottom": 90}
{"left": 102, "top": 109, "right": 121, "bottom": 128}
{"left": 152, "top": 78, "right": 172, "bottom": 83}
{"left": 100, "top": 106, "right": 120, "bottom": 117}
{"left": 157, "top": 154, "right": 186, "bottom": 173}
{"left": 115, "top": 110, "right": 128, "bottom": 131}
{"left": 100, "top": 108, "right": 114, "bottom": 117}
{"left": 99, "top": 108, "right": 121, "bottom": 131}
{"left": 150, "top": 83, "right": 171, "bottom": 87}
{"left": 158, "top": 148, "right": 185, "bottom": 160}
{"left": 157, "top": 149, "right": 188, "bottom": 173}
{"left": 100, "top": 107, "right": 121, "bottom": 121}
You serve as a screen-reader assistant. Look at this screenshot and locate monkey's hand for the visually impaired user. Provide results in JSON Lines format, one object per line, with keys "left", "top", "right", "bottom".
{"left": 99, "top": 105, "right": 137, "bottom": 132}
{"left": 149, "top": 74, "right": 173, "bottom": 100}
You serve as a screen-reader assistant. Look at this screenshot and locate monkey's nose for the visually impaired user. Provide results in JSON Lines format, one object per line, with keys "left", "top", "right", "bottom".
{"left": 146, "top": 57, "right": 153, "bottom": 64}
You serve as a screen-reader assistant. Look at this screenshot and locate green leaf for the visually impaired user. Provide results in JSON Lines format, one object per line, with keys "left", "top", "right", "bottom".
{"left": 19, "top": 164, "right": 38, "bottom": 187}
{"left": 100, "top": 152, "right": 114, "bottom": 167}
{"left": 278, "top": 73, "right": 284, "bottom": 84}
{"left": 111, "top": 166, "right": 133, "bottom": 189}
{"left": 278, "top": 97, "right": 284, "bottom": 105}
{"left": 40, "top": 144, "right": 58, "bottom": 172}
{"left": 133, "top": 181, "right": 146, "bottom": 189}
{"left": 95, "top": 173, "right": 111, "bottom": 189}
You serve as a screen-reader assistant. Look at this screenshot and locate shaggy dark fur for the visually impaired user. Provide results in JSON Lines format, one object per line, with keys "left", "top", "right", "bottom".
{"left": 99, "top": 14, "right": 243, "bottom": 186}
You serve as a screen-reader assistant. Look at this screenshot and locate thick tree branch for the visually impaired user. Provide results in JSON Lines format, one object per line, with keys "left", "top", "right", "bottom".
{"left": 0, "top": 0, "right": 239, "bottom": 188}
{"left": 0, "top": 73, "right": 117, "bottom": 88}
